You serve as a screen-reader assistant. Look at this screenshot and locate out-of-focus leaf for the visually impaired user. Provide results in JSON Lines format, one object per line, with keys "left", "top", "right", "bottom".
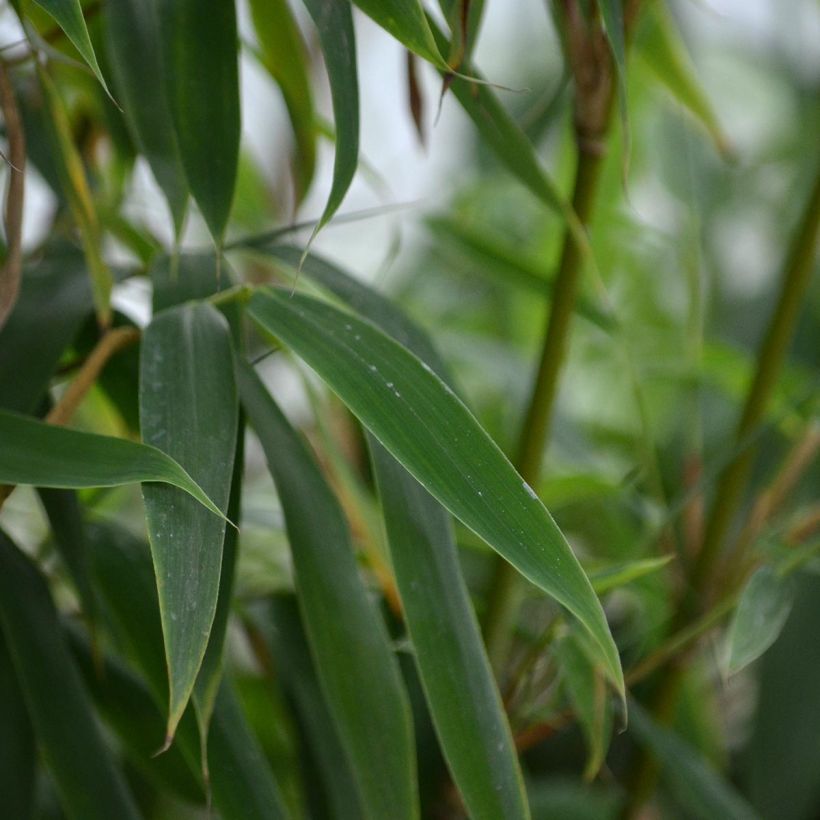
{"left": 0, "top": 529, "right": 140, "bottom": 820}
{"left": 725, "top": 566, "right": 794, "bottom": 676}
{"left": 105, "top": 0, "right": 188, "bottom": 233}
{"left": 156, "top": 0, "right": 240, "bottom": 241}
{"left": 29, "top": 0, "right": 112, "bottom": 96}
{"left": 555, "top": 630, "right": 612, "bottom": 780}
{"left": 247, "top": 288, "right": 623, "bottom": 694}
{"left": 0, "top": 250, "right": 90, "bottom": 414}
{"left": 589, "top": 555, "right": 673, "bottom": 595}
{"left": 635, "top": 1, "right": 730, "bottom": 157}
{"left": 37, "top": 489, "right": 96, "bottom": 622}
{"left": 38, "top": 68, "right": 112, "bottom": 325}
{"left": 301, "top": 0, "right": 358, "bottom": 235}
{"left": 248, "top": 0, "right": 316, "bottom": 203}
{"left": 628, "top": 700, "right": 760, "bottom": 820}
{"left": 353, "top": 0, "right": 444, "bottom": 67}
{"left": 595, "top": 0, "right": 627, "bottom": 137}
{"left": 140, "top": 303, "right": 238, "bottom": 740}
{"left": 0, "top": 410, "right": 226, "bottom": 518}
{"left": 254, "top": 596, "right": 365, "bottom": 820}
{"left": 372, "top": 449, "right": 529, "bottom": 818}
{"left": 439, "top": 0, "right": 487, "bottom": 66}
{"left": 0, "top": 632, "right": 35, "bottom": 820}
{"left": 238, "top": 361, "right": 418, "bottom": 820}
{"left": 528, "top": 778, "right": 620, "bottom": 819}
{"left": 86, "top": 521, "right": 290, "bottom": 820}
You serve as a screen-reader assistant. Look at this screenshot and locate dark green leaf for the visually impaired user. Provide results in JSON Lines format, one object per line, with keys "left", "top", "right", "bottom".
{"left": 238, "top": 360, "right": 418, "bottom": 820}
{"left": 302, "top": 0, "right": 358, "bottom": 234}
{"left": 140, "top": 303, "right": 238, "bottom": 739}
{"left": 105, "top": 0, "right": 188, "bottom": 233}
{"left": 353, "top": 0, "right": 444, "bottom": 66}
{"left": 247, "top": 288, "right": 623, "bottom": 694}
{"left": 0, "top": 529, "right": 140, "bottom": 820}
{"left": 157, "top": 0, "right": 240, "bottom": 240}
{"left": 0, "top": 409, "right": 225, "bottom": 518}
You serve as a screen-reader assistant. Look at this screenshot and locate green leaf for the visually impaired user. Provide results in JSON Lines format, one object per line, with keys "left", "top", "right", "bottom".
{"left": 246, "top": 288, "right": 623, "bottom": 695}
{"left": 29, "top": 0, "right": 112, "bottom": 96}
{"left": 595, "top": 0, "right": 628, "bottom": 142}
{"left": 104, "top": 0, "right": 188, "bottom": 234}
{"left": 724, "top": 566, "right": 794, "bottom": 676}
{"left": 628, "top": 700, "right": 760, "bottom": 820}
{"left": 237, "top": 360, "right": 418, "bottom": 820}
{"left": 248, "top": 0, "right": 316, "bottom": 203}
{"left": 0, "top": 409, "right": 225, "bottom": 518}
{"left": 372, "top": 448, "right": 530, "bottom": 819}
{"left": 0, "top": 632, "right": 35, "bottom": 820}
{"left": 156, "top": 0, "right": 240, "bottom": 241}
{"left": 0, "top": 529, "right": 141, "bottom": 820}
{"left": 254, "top": 596, "right": 365, "bottom": 820}
{"left": 301, "top": 0, "right": 358, "bottom": 234}
{"left": 353, "top": 0, "right": 444, "bottom": 67}
{"left": 589, "top": 555, "right": 673, "bottom": 595}
{"left": 140, "top": 303, "right": 238, "bottom": 740}
{"left": 635, "top": 1, "right": 731, "bottom": 157}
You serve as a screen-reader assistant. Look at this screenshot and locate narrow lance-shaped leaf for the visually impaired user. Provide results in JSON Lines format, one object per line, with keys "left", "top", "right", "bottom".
{"left": 37, "top": 67, "right": 112, "bottom": 325}
{"left": 156, "top": 0, "right": 240, "bottom": 241}
{"left": 29, "top": 0, "right": 113, "bottom": 96}
{"left": 105, "top": 0, "right": 188, "bottom": 234}
{"left": 0, "top": 529, "right": 141, "bottom": 820}
{"left": 589, "top": 555, "right": 673, "bottom": 595}
{"left": 353, "top": 0, "right": 444, "bottom": 67}
{"left": 301, "top": 0, "right": 358, "bottom": 235}
{"left": 140, "top": 303, "right": 238, "bottom": 742}
{"left": 595, "top": 0, "right": 628, "bottom": 144}
{"left": 237, "top": 360, "right": 418, "bottom": 820}
{"left": 0, "top": 409, "right": 225, "bottom": 518}
{"left": 247, "top": 288, "right": 624, "bottom": 695}
{"left": 248, "top": 0, "right": 316, "bottom": 203}
{"left": 724, "top": 566, "right": 794, "bottom": 677}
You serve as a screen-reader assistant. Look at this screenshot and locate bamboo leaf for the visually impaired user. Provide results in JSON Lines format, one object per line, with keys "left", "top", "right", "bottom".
{"left": 249, "top": 0, "right": 316, "bottom": 203}
{"left": 140, "top": 303, "right": 238, "bottom": 740}
{"left": 635, "top": 1, "right": 731, "bottom": 157}
{"left": 104, "top": 0, "right": 188, "bottom": 234}
{"left": 628, "top": 700, "right": 760, "bottom": 819}
{"left": 725, "top": 566, "right": 794, "bottom": 676}
{"left": 29, "top": 0, "right": 112, "bottom": 96}
{"left": 247, "top": 288, "right": 624, "bottom": 695}
{"left": 237, "top": 360, "right": 418, "bottom": 820}
{"left": 595, "top": 0, "right": 628, "bottom": 140}
{"left": 0, "top": 529, "right": 141, "bottom": 820}
{"left": 353, "top": 0, "right": 444, "bottom": 67}
{"left": 301, "top": 0, "right": 358, "bottom": 234}
{"left": 0, "top": 409, "right": 225, "bottom": 518}
{"left": 589, "top": 555, "right": 673, "bottom": 595}
{"left": 156, "top": 0, "right": 240, "bottom": 241}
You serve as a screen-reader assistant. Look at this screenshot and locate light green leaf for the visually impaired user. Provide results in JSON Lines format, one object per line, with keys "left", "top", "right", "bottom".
{"left": 0, "top": 529, "right": 141, "bottom": 820}
{"left": 725, "top": 566, "right": 794, "bottom": 676}
{"left": 238, "top": 360, "right": 418, "bottom": 820}
{"left": 30, "top": 0, "right": 112, "bottom": 96}
{"left": 0, "top": 409, "right": 225, "bottom": 518}
{"left": 249, "top": 0, "right": 316, "bottom": 203}
{"left": 589, "top": 555, "right": 673, "bottom": 595}
{"left": 156, "top": 0, "right": 240, "bottom": 241}
{"left": 635, "top": 1, "right": 731, "bottom": 157}
{"left": 302, "top": 0, "right": 358, "bottom": 235}
{"left": 353, "top": 0, "right": 444, "bottom": 67}
{"left": 247, "top": 288, "right": 624, "bottom": 695}
{"left": 140, "top": 303, "right": 238, "bottom": 741}
{"left": 628, "top": 700, "right": 760, "bottom": 819}
{"left": 105, "top": 0, "right": 188, "bottom": 234}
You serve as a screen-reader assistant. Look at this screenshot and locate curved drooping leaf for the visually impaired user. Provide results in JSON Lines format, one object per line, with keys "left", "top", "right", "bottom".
{"left": 156, "top": 0, "right": 240, "bottom": 241}
{"left": 105, "top": 0, "right": 188, "bottom": 233}
{"left": 0, "top": 530, "right": 141, "bottom": 820}
{"left": 140, "top": 303, "right": 238, "bottom": 740}
{"left": 29, "top": 0, "right": 112, "bottom": 95}
{"left": 0, "top": 409, "right": 224, "bottom": 518}
{"left": 724, "top": 566, "right": 794, "bottom": 676}
{"left": 248, "top": 0, "right": 316, "bottom": 203}
{"left": 238, "top": 361, "right": 418, "bottom": 820}
{"left": 353, "top": 0, "right": 444, "bottom": 67}
{"left": 301, "top": 0, "right": 358, "bottom": 234}
{"left": 246, "top": 288, "right": 623, "bottom": 694}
